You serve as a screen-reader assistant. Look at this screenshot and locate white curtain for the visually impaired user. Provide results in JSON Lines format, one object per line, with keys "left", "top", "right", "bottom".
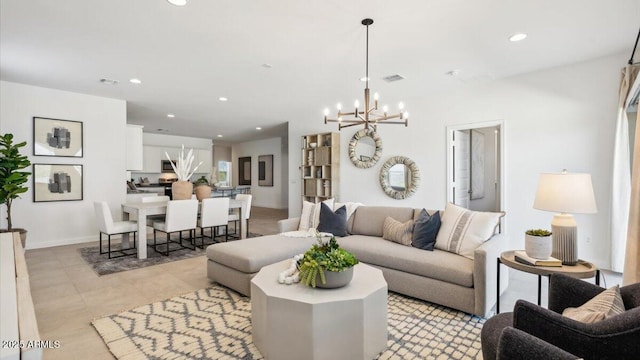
{"left": 611, "top": 65, "right": 639, "bottom": 272}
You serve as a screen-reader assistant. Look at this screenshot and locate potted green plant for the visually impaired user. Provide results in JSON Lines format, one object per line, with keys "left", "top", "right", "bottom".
{"left": 298, "top": 233, "right": 359, "bottom": 288}
{"left": 525, "top": 229, "right": 553, "bottom": 259}
{"left": 0, "top": 133, "right": 31, "bottom": 246}
{"left": 194, "top": 175, "right": 211, "bottom": 201}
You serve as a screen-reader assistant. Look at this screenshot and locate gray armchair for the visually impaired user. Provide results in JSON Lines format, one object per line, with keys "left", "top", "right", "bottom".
{"left": 496, "top": 327, "right": 578, "bottom": 360}
{"left": 482, "top": 273, "right": 640, "bottom": 360}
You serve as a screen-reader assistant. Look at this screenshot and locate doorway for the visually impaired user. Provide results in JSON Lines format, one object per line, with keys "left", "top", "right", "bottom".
{"left": 446, "top": 120, "right": 505, "bottom": 213}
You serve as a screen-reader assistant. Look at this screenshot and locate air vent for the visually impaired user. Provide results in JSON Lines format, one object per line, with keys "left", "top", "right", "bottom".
{"left": 382, "top": 74, "right": 405, "bottom": 82}
{"left": 99, "top": 78, "right": 119, "bottom": 85}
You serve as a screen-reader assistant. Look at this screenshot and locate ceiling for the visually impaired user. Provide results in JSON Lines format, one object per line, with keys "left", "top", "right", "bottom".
{"left": 2, "top": 0, "right": 639, "bottom": 143}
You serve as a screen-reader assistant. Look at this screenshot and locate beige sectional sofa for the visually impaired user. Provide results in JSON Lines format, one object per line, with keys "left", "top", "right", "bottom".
{"left": 206, "top": 205, "right": 506, "bottom": 317}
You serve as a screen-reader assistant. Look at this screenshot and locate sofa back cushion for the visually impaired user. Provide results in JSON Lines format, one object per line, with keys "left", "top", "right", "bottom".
{"left": 350, "top": 206, "right": 414, "bottom": 236}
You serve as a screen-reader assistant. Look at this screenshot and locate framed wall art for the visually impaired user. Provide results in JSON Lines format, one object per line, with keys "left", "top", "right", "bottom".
{"left": 258, "top": 154, "right": 273, "bottom": 187}
{"left": 238, "top": 157, "right": 251, "bottom": 186}
{"left": 33, "top": 164, "right": 83, "bottom": 202}
{"left": 33, "top": 117, "right": 83, "bottom": 157}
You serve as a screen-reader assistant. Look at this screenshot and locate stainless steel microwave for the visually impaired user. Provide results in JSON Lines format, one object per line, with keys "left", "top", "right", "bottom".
{"left": 161, "top": 160, "right": 176, "bottom": 173}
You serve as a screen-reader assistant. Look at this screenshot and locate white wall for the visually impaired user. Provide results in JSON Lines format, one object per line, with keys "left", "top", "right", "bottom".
{"left": 232, "top": 137, "right": 286, "bottom": 209}
{"left": 289, "top": 53, "right": 624, "bottom": 270}
{"left": 0, "top": 81, "right": 127, "bottom": 249}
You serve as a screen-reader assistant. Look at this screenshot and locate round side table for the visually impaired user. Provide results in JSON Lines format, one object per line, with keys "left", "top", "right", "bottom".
{"left": 496, "top": 250, "right": 599, "bottom": 314}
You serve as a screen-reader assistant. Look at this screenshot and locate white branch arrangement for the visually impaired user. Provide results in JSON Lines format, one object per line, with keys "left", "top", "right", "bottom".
{"left": 165, "top": 145, "right": 202, "bottom": 181}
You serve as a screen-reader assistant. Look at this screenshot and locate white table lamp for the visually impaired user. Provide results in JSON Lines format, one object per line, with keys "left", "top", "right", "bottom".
{"left": 533, "top": 170, "right": 597, "bottom": 265}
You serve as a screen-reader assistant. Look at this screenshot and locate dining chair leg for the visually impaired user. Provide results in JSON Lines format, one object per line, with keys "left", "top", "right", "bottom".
{"left": 108, "top": 234, "right": 113, "bottom": 259}
{"left": 99, "top": 232, "right": 105, "bottom": 254}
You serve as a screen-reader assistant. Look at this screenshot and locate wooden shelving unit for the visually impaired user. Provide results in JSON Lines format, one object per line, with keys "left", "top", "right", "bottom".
{"left": 301, "top": 132, "right": 339, "bottom": 203}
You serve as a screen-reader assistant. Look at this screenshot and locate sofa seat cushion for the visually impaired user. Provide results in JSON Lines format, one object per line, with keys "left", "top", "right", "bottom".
{"left": 206, "top": 235, "right": 316, "bottom": 273}
{"left": 338, "top": 235, "right": 474, "bottom": 288}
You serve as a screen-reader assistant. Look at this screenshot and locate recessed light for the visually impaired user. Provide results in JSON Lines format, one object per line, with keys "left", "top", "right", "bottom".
{"left": 129, "top": 78, "right": 142, "bottom": 84}
{"left": 99, "top": 78, "right": 119, "bottom": 85}
{"left": 256, "top": 127, "right": 262, "bottom": 130}
{"left": 509, "top": 33, "right": 527, "bottom": 42}
{"left": 217, "top": 134, "right": 223, "bottom": 138}
{"left": 167, "top": 0, "right": 187, "bottom": 6}
{"left": 167, "top": 114, "right": 175, "bottom": 118}
{"left": 219, "top": 97, "right": 228, "bottom": 102}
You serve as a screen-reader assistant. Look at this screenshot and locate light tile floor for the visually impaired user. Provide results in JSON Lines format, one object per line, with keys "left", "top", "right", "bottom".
{"left": 26, "top": 206, "right": 621, "bottom": 359}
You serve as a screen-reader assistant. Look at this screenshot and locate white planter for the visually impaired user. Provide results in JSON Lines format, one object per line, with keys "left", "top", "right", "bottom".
{"left": 525, "top": 234, "right": 552, "bottom": 259}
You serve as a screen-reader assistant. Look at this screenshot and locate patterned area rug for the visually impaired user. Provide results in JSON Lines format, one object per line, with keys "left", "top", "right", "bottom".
{"left": 80, "top": 233, "right": 263, "bottom": 276}
{"left": 93, "top": 286, "right": 484, "bottom": 359}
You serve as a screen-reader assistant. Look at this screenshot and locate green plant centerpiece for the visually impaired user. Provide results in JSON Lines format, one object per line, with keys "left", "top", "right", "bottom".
{"left": 194, "top": 176, "right": 209, "bottom": 186}
{"left": 525, "top": 229, "right": 552, "bottom": 237}
{"left": 0, "top": 133, "right": 31, "bottom": 244}
{"left": 298, "top": 233, "right": 359, "bottom": 288}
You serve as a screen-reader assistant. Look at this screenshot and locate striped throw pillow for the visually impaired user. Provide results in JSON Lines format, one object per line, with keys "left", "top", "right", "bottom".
{"left": 382, "top": 217, "right": 414, "bottom": 246}
{"left": 435, "top": 203, "right": 504, "bottom": 259}
{"left": 563, "top": 285, "right": 625, "bottom": 323}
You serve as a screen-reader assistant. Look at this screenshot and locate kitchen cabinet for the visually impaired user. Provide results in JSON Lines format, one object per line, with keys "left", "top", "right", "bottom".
{"left": 126, "top": 125, "right": 143, "bottom": 171}
{"left": 142, "top": 146, "right": 163, "bottom": 173}
{"left": 197, "top": 149, "right": 212, "bottom": 174}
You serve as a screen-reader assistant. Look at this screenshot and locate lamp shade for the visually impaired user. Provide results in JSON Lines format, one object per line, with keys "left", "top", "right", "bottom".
{"left": 533, "top": 172, "right": 597, "bottom": 214}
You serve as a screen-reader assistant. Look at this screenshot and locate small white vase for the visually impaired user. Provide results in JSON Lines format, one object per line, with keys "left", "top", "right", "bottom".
{"left": 525, "top": 234, "right": 552, "bottom": 259}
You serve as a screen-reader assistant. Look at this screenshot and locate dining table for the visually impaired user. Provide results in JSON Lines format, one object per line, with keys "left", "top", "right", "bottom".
{"left": 121, "top": 198, "right": 246, "bottom": 259}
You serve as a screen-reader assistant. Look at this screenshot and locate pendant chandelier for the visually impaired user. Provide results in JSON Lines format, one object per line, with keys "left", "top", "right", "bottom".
{"left": 324, "top": 18, "right": 409, "bottom": 131}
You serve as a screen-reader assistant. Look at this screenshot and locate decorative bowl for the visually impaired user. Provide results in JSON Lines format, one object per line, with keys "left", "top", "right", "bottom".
{"left": 316, "top": 267, "right": 354, "bottom": 289}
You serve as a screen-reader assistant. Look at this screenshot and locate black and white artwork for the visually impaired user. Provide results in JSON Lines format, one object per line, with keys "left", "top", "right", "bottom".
{"left": 33, "top": 117, "right": 83, "bottom": 157}
{"left": 33, "top": 164, "right": 83, "bottom": 202}
{"left": 238, "top": 157, "right": 251, "bottom": 186}
{"left": 258, "top": 154, "right": 273, "bottom": 187}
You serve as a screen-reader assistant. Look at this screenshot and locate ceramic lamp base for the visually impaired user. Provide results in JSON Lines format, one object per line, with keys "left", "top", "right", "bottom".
{"left": 551, "top": 214, "right": 578, "bottom": 266}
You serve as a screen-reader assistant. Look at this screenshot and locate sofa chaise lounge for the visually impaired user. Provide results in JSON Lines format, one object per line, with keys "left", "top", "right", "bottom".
{"left": 206, "top": 205, "right": 506, "bottom": 317}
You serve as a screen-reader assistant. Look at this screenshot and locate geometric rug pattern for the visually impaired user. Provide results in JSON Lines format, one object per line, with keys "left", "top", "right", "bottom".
{"left": 93, "top": 286, "right": 484, "bottom": 360}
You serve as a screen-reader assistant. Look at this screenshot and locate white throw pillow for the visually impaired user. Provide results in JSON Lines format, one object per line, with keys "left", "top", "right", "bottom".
{"left": 334, "top": 202, "right": 363, "bottom": 221}
{"left": 298, "top": 199, "right": 335, "bottom": 231}
{"left": 435, "top": 203, "right": 504, "bottom": 259}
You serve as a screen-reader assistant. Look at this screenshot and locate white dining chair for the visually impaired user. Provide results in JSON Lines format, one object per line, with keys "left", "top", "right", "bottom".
{"left": 229, "top": 194, "right": 252, "bottom": 239}
{"left": 151, "top": 199, "right": 198, "bottom": 256}
{"left": 196, "top": 197, "right": 230, "bottom": 247}
{"left": 142, "top": 195, "right": 170, "bottom": 226}
{"left": 94, "top": 201, "right": 138, "bottom": 259}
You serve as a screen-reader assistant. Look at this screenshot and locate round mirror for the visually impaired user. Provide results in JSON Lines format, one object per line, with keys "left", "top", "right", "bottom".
{"left": 379, "top": 156, "right": 420, "bottom": 199}
{"left": 348, "top": 129, "right": 382, "bottom": 168}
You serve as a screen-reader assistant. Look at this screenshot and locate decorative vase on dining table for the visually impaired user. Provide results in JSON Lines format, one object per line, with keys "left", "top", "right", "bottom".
{"left": 172, "top": 180, "right": 193, "bottom": 200}
{"left": 195, "top": 185, "right": 212, "bottom": 201}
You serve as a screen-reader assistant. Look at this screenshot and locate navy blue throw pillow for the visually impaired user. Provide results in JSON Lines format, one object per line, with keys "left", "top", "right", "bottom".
{"left": 317, "top": 203, "right": 348, "bottom": 237}
{"left": 412, "top": 209, "right": 441, "bottom": 251}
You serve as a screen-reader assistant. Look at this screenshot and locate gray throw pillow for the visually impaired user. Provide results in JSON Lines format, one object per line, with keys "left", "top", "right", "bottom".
{"left": 317, "top": 203, "right": 348, "bottom": 237}
{"left": 412, "top": 209, "right": 441, "bottom": 251}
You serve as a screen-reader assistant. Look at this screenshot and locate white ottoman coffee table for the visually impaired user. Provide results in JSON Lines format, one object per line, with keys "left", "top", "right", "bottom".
{"left": 251, "top": 260, "right": 388, "bottom": 360}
